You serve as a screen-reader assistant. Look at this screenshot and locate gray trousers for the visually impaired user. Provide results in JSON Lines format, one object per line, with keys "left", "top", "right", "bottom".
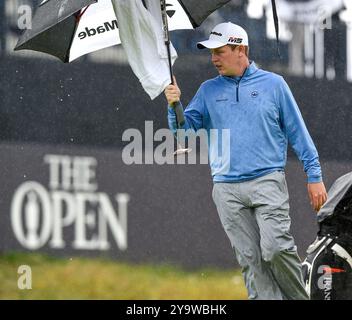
{"left": 212, "top": 171, "right": 309, "bottom": 300}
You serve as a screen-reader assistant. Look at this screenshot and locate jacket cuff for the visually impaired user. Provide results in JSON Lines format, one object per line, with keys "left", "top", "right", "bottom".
{"left": 307, "top": 176, "right": 323, "bottom": 183}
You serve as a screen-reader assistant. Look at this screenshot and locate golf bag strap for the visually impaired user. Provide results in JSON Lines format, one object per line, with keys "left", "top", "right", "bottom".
{"left": 331, "top": 244, "right": 352, "bottom": 268}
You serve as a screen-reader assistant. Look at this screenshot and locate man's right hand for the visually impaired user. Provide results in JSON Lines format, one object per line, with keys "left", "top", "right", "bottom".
{"left": 164, "top": 76, "right": 181, "bottom": 106}
{"left": 307, "top": 181, "right": 328, "bottom": 212}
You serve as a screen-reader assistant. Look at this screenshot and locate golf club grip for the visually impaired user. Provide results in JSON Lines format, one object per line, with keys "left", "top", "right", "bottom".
{"left": 173, "top": 101, "right": 185, "bottom": 127}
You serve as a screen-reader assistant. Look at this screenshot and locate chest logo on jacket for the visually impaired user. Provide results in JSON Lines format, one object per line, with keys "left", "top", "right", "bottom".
{"left": 251, "top": 91, "right": 259, "bottom": 98}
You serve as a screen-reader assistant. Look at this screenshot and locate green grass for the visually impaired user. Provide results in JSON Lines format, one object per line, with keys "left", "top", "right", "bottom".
{"left": 0, "top": 253, "right": 247, "bottom": 300}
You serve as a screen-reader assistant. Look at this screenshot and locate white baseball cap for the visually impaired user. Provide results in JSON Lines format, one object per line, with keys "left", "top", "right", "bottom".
{"left": 197, "top": 22, "right": 249, "bottom": 49}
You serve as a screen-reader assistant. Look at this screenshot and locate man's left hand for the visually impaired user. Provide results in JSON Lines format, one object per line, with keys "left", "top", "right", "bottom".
{"left": 307, "top": 182, "right": 328, "bottom": 213}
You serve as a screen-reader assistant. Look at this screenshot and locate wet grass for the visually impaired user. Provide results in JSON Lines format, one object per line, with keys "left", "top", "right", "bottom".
{"left": 0, "top": 253, "right": 247, "bottom": 300}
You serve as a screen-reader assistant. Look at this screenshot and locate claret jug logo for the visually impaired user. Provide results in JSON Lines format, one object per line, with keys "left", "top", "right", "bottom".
{"left": 11, "top": 155, "right": 130, "bottom": 252}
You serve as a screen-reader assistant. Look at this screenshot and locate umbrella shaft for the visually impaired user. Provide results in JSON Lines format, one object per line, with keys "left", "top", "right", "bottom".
{"left": 160, "top": 0, "right": 170, "bottom": 41}
{"left": 160, "top": 0, "right": 173, "bottom": 84}
{"left": 165, "top": 40, "right": 174, "bottom": 84}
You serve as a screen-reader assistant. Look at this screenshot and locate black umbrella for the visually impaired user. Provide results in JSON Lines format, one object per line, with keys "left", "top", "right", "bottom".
{"left": 16, "top": 0, "right": 227, "bottom": 63}
{"left": 14, "top": 0, "right": 280, "bottom": 127}
{"left": 15, "top": 0, "right": 97, "bottom": 62}
{"left": 15, "top": 0, "right": 280, "bottom": 62}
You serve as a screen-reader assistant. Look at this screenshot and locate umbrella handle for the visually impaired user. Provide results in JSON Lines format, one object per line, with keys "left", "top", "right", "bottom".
{"left": 172, "top": 101, "right": 185, "bottom": 127}
{"left": 170, "top": 72, "right": 185, "bottom": 127}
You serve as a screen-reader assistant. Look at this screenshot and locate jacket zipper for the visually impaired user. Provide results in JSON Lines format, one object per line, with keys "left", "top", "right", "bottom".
{"left": 236, "top": 83, "right": 239, "bottom": 102}
{"left": 236, "top": 69, "right": 247, "bottom": 102}
{"left": 236, "top": 78, "right": 242, "bottom": 102}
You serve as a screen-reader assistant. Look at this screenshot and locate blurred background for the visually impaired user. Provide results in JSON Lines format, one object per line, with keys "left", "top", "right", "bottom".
{"left": 0, "top": 0, "right": 351, "bottom": 299}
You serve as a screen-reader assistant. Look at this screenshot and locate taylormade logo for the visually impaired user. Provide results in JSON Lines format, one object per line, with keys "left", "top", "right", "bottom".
{"left": 11, "top": 155, "right": 130, "bottom": 251}
{"left": 78, "top": 20, "right": 118, "bottom": 40}
{"left": 211, "top": 31, "right": 222, "bottom": 37}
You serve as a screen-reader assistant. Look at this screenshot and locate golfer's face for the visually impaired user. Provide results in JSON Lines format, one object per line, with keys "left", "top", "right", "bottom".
{"left": 211, "top": 45, "right": 238, "bottom": 76}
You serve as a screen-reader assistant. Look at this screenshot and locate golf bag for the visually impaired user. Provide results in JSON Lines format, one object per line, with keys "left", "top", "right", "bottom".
{"left": 302, "top": 172, "right": 352, "bottom": 300}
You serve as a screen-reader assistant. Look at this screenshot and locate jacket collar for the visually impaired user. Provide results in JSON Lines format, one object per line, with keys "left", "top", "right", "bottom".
{"left": 221, "top": 61, "right": 258, "bottom": 83}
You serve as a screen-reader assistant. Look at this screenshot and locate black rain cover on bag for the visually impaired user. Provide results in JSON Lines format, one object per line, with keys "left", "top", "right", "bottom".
{"left": 303, "top": 172, "right": 352, "bottom": 300}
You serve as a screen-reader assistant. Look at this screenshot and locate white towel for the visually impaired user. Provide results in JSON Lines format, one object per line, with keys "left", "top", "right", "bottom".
{"left": 112, "top": 0, "right": 178, "bottom": 100}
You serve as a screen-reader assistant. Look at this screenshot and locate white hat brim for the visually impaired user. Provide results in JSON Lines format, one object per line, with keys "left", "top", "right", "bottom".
{"left": 197, "top": 40, "right": 227, "bottom": 49}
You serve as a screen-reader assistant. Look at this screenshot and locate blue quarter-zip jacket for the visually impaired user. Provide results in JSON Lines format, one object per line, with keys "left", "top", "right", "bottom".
{"left": 168, "top": 61, "right": 322, "bottom": 183}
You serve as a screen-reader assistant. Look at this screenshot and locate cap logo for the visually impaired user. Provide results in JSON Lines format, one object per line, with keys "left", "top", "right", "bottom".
{"left": 228, "top": 37, "right": 243, "bottom": 44}
{"left": 211, "top": 31, "right": 222, "bottom": 37}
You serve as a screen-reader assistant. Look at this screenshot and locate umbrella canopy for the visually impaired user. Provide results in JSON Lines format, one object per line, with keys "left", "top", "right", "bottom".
{"left": 15, "top": 0, "right": 279, "bottom": 63}
{"left": 177, "top": 0, "right": 231, "bottom": 27}
{"left": 15, "top": 0, "right": 195, "bottom": 62}
{"left": 15, "top": 0, "right": 98, "bottom": 62}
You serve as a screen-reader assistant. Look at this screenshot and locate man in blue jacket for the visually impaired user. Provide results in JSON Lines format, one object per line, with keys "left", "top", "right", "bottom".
{"left": 165, "top": 22, "right": 328, "bottom": 300}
